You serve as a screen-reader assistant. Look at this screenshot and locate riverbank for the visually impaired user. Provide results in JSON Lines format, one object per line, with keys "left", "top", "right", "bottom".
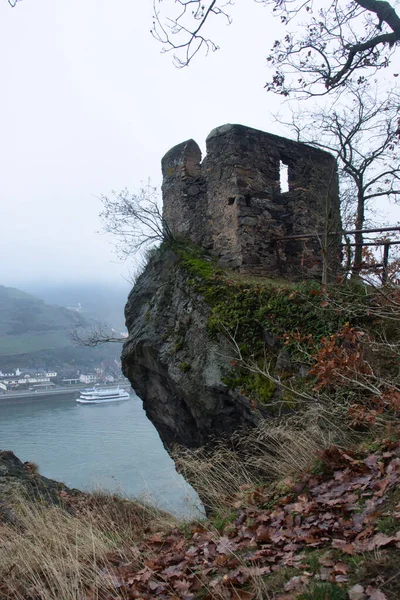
{"left": 0, "top": 383, "right": 131, "bottom": 401}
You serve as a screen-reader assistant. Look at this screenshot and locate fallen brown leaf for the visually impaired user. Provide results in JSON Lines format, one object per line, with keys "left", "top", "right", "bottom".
{"left": 366, "top": 587, "right": 389, "bottom": 600}
{"left": 332, "top": 561, "right": 349, "bottom": 575}
{"left": 348, "top": 583, "right": 366, "bottom": 600}
{"left": 367, "top": 532, "right": 396, "bottom": 551}
{"left": 284, "top": 575, "right": 306, "bottom": 591}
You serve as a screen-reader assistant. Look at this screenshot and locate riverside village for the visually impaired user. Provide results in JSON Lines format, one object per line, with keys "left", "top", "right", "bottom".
{"left": 0, "top": 365, "right": 122, "bottom": 392}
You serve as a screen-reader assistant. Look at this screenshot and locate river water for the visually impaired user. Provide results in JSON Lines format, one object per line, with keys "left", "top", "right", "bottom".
{"left": 0, "top": 391, "right": 201, "bottom": 518}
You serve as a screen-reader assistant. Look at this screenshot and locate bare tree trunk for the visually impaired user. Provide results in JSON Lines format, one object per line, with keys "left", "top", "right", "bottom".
{"left": 321, "top": 231, "right": 328, "bottom": 293}
{"left": 352, "top": 186, "right": 365, "bottom": 278}
{"left": 321, "top": 189, "right": 330, "bottom": 292}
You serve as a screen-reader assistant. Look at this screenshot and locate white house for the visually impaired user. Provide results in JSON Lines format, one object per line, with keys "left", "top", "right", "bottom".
{"left": 79, "top": 374, "right": 97, "bottom": 384}
{"left": 0, "top": 368, "right": 21, "bottom": 378}
{"left": 22, "top": 375, "right": 51, "bottom": 384}
{"left": 62, "top": 377, "right": 80, "bottom": 385}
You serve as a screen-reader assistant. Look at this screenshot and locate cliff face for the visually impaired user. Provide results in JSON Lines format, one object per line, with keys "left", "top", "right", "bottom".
{"left": 121, "top": 249, "right": 261, "bottom": 451}
{"left": 122, "top": 243, "right": 356, "bottom": 456}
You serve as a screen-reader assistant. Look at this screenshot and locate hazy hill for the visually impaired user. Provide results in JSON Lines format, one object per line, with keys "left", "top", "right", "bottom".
{"left": 0, "top": 285, "right": 89, "bottom": 337}
{"left": 0, "top": 285, "right": 121, "bottom": 370}
{"left": 23, "top": 282, "right": 130, "bottom": 332}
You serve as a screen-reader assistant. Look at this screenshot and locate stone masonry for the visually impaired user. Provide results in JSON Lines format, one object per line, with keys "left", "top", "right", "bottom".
{"left": 162, "top": 124, "right": 342, "bottom": 278}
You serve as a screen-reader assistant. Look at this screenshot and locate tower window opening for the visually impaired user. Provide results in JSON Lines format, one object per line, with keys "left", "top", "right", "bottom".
{"left": 279, "top": 161, "right": 289, "bottom": 193}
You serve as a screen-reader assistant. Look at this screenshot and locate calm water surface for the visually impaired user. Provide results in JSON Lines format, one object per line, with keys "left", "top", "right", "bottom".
{"left": 0, "top": 392, "right": 201, "bottom": 517}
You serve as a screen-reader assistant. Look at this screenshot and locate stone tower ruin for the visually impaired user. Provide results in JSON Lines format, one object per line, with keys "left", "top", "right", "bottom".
{"left": 162, "top": 123, "right": 342, "bottom": 279}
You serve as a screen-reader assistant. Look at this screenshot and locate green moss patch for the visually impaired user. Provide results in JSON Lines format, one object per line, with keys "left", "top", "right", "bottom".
{"left": 171, "top": 243, "right": 371, "bottom": 409}
{"left": 223, "top": 371, "right": 276, "bottom": 405}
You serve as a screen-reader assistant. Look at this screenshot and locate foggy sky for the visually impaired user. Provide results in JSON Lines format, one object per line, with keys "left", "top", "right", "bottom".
{"left": 1, "top": 0, "right": 399, "bottom": 288}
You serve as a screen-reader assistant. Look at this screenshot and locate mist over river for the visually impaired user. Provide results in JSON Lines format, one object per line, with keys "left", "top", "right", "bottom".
{"left": 0, "top": 391, "right": 201, "bottom": 517}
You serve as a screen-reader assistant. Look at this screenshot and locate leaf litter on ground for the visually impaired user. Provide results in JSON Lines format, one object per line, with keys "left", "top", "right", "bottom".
{"left": 86, "top": 440, "right": 400, "bottom": 599}
{"left": 4, "top": 440, "right": 400, "bottom": 599}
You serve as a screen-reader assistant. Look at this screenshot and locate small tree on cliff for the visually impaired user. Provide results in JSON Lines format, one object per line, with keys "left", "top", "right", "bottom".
{"left": 152, "top": 0, "right": 400, "bottom": 97}
{"left": 71, "top": 185, "right": 173, "bottom": 348}
{"left": 99, "top": 183, "right": 173, "bottom": 261}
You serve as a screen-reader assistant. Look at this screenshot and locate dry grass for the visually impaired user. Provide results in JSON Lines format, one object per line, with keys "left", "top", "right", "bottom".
{"left": 85, "top": 489, "right": 178, "bottom": 545}
{"left": 0, "top": 490, "right": 177, "bottom": 600}
{"left": 173, "top": 411, "right": 351, "bottom": 511}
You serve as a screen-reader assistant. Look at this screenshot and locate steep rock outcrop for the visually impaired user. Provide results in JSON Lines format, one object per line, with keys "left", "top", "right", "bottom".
{"left": 121, "top": 249, "right": 261, "bottom": 451}
{"left": 0, "top": 450, "right": 79, "bottom": 524}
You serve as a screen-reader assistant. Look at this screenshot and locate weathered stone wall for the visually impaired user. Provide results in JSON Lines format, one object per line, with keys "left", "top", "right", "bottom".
{"left": 162, "top": 123, "right": 341, "bottom": 278}
{"left": 162, "top": 139, "right": 210, "bottom": 249}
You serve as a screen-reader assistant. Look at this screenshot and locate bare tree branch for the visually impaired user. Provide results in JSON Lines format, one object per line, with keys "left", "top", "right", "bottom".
{"left": 99, "top": 183, "right": 173, "bottom": 260}
{"left": 69, "top": 324, "right": 126, "bottom": 348}
{"left": 151, "top": 0, "right": 233, "bottom": 67}
{"left": 152, "top": 0, "right": 400, "bottom": 95}
{"left": 281, "top": 82, "right": 400, "bottom": 273}
{"left": 267, "top": 0, "right": 400, "bottom": 96}
{"left": 11, "top": 0, "right": 400, "bottom": 94}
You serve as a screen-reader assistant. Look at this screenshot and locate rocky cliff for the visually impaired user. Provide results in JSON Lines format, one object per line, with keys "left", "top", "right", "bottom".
{"left": 0, "top": 450, "right": 79, "bottom": 524}
{"left": 121, "top": 242, "right": 355, "bottom": 455}
{"left": 121, "top": 247, "right": 262, "bottom": 451}
{"left": 121, "top": 125, "right": 345, "bottom": 455}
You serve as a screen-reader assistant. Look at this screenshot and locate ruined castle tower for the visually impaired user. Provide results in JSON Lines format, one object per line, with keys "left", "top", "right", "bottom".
{"left": 161, "top": 124, "right": 342, "bottom": 279}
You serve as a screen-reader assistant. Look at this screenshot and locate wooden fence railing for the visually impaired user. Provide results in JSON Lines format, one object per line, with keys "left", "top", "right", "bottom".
{"left": 274, "top": 226, "right": 400, "bottom": 284}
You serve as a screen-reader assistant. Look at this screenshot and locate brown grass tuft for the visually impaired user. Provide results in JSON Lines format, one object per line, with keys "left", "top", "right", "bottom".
{"left": 23, "top": 461, "right": 39, "bottom": 476}
{"left": 173, "top": 411, "right": 351, "bottom": 511}
{"left": 0, "top": 491, "right": 177, "bottom": 599}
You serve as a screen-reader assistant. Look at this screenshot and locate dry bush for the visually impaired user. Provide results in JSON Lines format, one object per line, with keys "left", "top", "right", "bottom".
{"left": 0, "top": 491, "right": 177, "bottom": 600}
{"left": 173, "top": 410, "right": 351, "bottom": 512}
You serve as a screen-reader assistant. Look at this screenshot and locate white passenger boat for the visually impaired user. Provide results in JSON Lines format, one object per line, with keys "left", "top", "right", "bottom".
{"left": 76, "top": 387, "right": 130, "bottom": 404}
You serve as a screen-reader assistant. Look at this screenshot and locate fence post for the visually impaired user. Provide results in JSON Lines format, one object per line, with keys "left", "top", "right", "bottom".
{"left": 275, "top": 241, "right": 283, "bottom": 275}
{"left": 382, "top": 243, "right": 390, "bottom": 285}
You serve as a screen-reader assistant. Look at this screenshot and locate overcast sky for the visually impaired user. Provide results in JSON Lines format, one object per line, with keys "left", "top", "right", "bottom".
{"left": 1, "top": 0, "right": 399, "bottom": 288}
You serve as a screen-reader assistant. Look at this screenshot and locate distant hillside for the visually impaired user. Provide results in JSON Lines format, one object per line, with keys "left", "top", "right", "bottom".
{"left": 0, "top": 285, "right": 122, "bottom": 369}
{"left": 23, "top": 282, "right": 130, "bottom": 331}
{"left": 0, "top": 285, "right": 90, "bottom": 355}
